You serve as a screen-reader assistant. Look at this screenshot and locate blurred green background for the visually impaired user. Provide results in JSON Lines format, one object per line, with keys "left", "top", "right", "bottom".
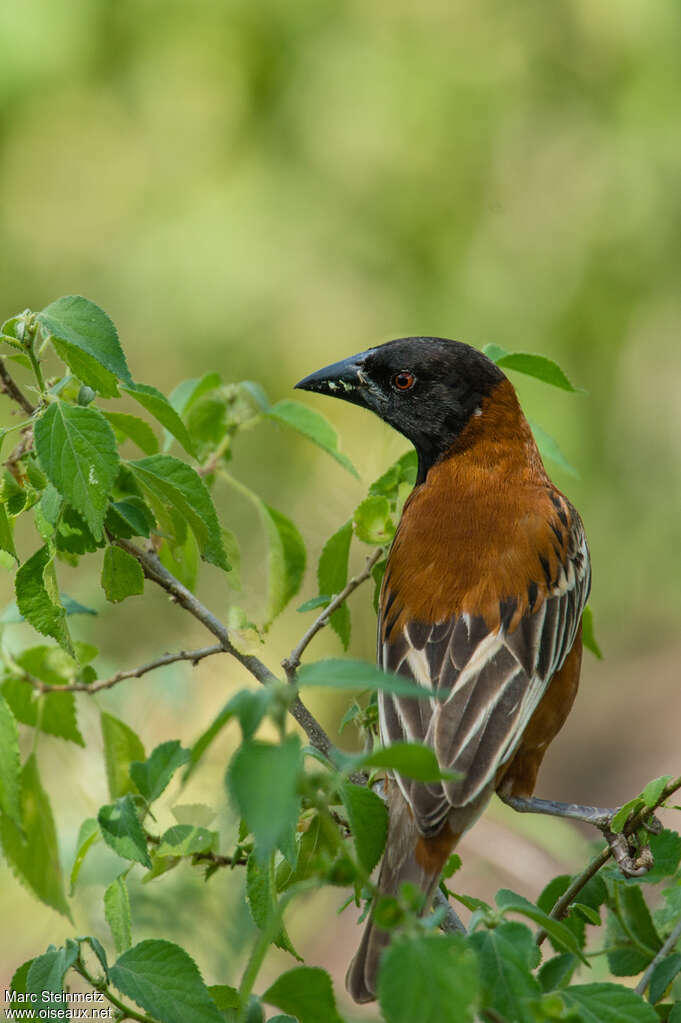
{"left": 1, "top": 0, "right": 680, "bottom": 1016}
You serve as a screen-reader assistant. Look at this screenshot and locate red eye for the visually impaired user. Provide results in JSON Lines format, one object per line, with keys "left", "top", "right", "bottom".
{"left": 393, "top": 371, "right": 415, "bottom": 391}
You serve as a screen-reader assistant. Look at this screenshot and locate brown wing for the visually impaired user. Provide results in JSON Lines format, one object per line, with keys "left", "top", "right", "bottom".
{"left": 377, "top": 498, "right": 590, "bottom": 837}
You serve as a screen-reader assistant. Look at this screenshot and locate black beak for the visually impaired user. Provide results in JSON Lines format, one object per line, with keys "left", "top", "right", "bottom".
{"left": 294, "top": 351, "right": 370, "bottom": 401}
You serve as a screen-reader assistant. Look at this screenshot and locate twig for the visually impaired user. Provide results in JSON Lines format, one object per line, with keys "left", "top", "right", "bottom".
{"left": 538, "top": 774, "right": 681, "bottom": 945}
{"left": 114, "top": 538, "right": 338, "bottom": 760}
{"left": 634, "top": 915, "right": 681, "bottom": 996}
{"left": 433, "top": 888, "right": 467, "bottom": 934}
{"left": 0, "top": 360, "right": 35, "bottom": 416}
{"left": 282, "top": 547, "right": 384, "bottom": 679}
{"left": 20, "top": 644, "right": 225, "bottom": 694}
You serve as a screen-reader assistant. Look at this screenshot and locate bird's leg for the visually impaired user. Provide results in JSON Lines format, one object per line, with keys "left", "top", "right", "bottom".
{"left": 498, "top": 793, "right": 661, "bottom": 878}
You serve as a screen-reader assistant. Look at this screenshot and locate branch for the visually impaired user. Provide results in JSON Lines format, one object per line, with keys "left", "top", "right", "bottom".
{"left": 114, "top": 538, "right": 338, "bottom": 759}
{"left": 538, "top": 774, "right": 681, "bottom": 944}
{"left": 21, "top": 644, "right": 225, "bottom": 694}
{"left": 282, "top": 546, "right": 384, "bottom": 679}
{"left": 0, "top": 360, "right": 36, "bottom": 416}
{"left": 634, "top": 915, "right": 681, "bottom": 997}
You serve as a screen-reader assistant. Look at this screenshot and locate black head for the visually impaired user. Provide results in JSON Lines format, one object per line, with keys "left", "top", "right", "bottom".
{"left": 295, "top": 336, "right": 506, "bottom": 483}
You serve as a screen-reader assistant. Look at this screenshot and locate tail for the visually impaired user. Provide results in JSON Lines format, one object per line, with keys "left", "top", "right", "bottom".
{"left": 345, "top": 786, "right": 459, "bottom": 1003}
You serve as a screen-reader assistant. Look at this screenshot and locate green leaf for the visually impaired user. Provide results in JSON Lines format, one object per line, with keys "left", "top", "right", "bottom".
{"left": 492, "top": 350, "right": 582, "bottom": 392}
{"left": 69, "top": 817, "right": 100, "bottom": 894}
{"left": 106, "top": 497, "right": 156, "bottom": 540}
{"left": 341, "top": 782, "right": 387, "bottom": 872}
{"left": 581, "top": 605, "right": 603, "bottom": 659}
{"left": 15, "top": 544, "right": 73, "bottom": 654}
{"left": 123, "top": 383, "right": 196, "bottom": 458}
{"left": 26, "top": 940, "right": 79, "bottom": 1000}
{"left": 222, "top": 688, "right": 273, "bottom": 740}
{"left": 0, "top": 753, "right": 72, "bottom": 919}
{"left": 0, "top": 503, "right": 18, "bottom": 562}
{"left": 369, "top": 450, "right": 418, "bottom": 502}
{"left": 159, "top": 529, "right": 199, "bottom": 592}
{"left": 105, "top": 874, "right": 133, "bottom": 955}
{"left": 183, "top": 703, "right": 235, "bottom": 785}
{"left": 481, "top": 343, "right": 509, "bottom": 363}
{"left": 34, "top": 401, "right": 119, "bottom": 539}
{"left": 208, "top": 985, "right": 240, "bottom": 1011}
{"left": 227, "top": 735, "right": 301, "bottom": 861}
{"left": 101, "top": 544, "right": 145, "bottom": 602}
{"left": 37, "top": 295, "right": 132, "bottom": 385}
{"left": 130, "top": 741, "right": 191, "bottom": 803}
{"left": 297, "top": 658, "right": 442, "bottom": 700}
{"left": 51, "top": 337, "right": 121, "bottom": 398}
{"left": 562, "top": 984, "right": 658, "bottom": 1022}
{"left": 537, "top": 954, "right": 578, "bottom": 992}
{"left": 343, "top": 742, "right": 458, "bottom": 782}
{"left": 2, "top": 676, "right": 84, "bottom": 746}
{"left": 9, "top": 959, "right": 40, "bottom": 1022}
{"left": 156, "top": 825, "right": 218, "bottom": 858}
{"left": 169, "top": 373, "right": 223, "bottom": 419}
{"left": 297, "top": 595, "right": 332, "bottom": 612}
{"left": 317, "top": 520, "right": 352, "bottom": 649}
{"left": 81, "top": 936, "right": 109, "bottom": 977}
{"left": 528, "top": 419, "right": 579, "bottom": 477}
{"left": 98, "top": 794, "right": 152, "bottom": 868}
{"left": 495, "top": 889, "right": 588, "bottom": 963}
{"left": 263, "top": 967, "right": 344, "bottom": 1023}
{"left": 246, "top": 855, "right": 302, "bottom": 960}
{"left": 267, "top": 399, "right": 359, "bottom": 478}
{"left": 378, "top": 933, "right": 478, "bottom": 1023}
{"left": 103, "top": 410, "right": 160, "bottom": 455}
{"left": 260, "top": 502, "right": 306, "bottom": 624}
{"left": 109, "top": 939, "right": 223, "bottom": 1023}
{"left": 470, "top": 922, "right": 540, "bottom": 1023}
{"left": 636, "top": 829, "right": 681, "bottom": 886}
{"left": 101, "top": 711, "right": 146, "bottom": 800}
{"left": 130, "top": 455, "right": 228, "bottom": 570}
{"left": 648, "top": 954, "right": 681, "bottom": 1004}
{"left": 353, "top": 495, "right": 395, "bottom": 544}
{"left": 0, "top": 692, "right": 21, "bottom": 827}
{"left": 606, "top": 884, "right": 661, "bottom": 976}
{"left": 642, "top": 776, "right": 672, "bottom": 808}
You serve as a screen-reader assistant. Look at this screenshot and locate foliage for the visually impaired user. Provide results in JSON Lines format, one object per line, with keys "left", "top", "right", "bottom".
{"left": 0, "top": 296, "right": 680, "bottom": 1022}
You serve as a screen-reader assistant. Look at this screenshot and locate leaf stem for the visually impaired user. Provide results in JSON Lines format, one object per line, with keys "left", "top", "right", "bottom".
{"left": 73, "top": 954, "right": 158, "bottom": 1023}
{"left": 634, "top": 914, "right": 681, "bottom": 997}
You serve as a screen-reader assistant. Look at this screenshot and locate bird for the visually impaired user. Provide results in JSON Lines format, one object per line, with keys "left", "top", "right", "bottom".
{"left": 295, "top": 336, "right": 591, "bottom": 1003}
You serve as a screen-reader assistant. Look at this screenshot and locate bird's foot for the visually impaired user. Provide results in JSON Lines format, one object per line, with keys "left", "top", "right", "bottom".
{"left": 499, "top": 793, "right": 661, "bottom": 879}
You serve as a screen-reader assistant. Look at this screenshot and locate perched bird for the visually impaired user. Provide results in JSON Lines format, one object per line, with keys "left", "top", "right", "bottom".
{"left": 295, "top": 337, "right": 590, "bottom": 1003}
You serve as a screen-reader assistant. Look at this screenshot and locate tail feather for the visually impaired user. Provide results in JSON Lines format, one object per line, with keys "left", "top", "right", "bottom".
{"left": 345, "top": 787, "right": 457, "bottom": 1004}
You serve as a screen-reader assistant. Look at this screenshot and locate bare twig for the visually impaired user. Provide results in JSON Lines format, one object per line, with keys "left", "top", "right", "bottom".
{"left": 0, "top": 360, "right": 35, "bottom": 416}
{"left": 433, "top": 888, "right": 467, "bottom": 934}
{"left": 537, "top": 774, "right": 681, "bottom": 945}
{"left": 114, "top": 538, "right": 338, "bottom": 759}
{"left": 634, "top": 915, "right": 681, "bottom": 996}
{"left": 282, "top": 547, "right": 384, "bottom": 679}
{"left": 21, "top": 644, "right": 225, "bottom": 694}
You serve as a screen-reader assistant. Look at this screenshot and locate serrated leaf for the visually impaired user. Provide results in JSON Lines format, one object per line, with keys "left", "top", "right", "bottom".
{"left": 51, "top": 337, "right": 121, "bottom": 398}
{"left": 297, "top": 658, "right": 442, "bottom": 700}
{"left": 317, "top": 520, "right": 352, "bottom": 649}
{"left": 528, "top": 419, "right": 578, "bottom": 477}
{"left": 342, "top": 742, "right": 458, "bottom": 782}
{"left": 635, "top": 829, "right": 681, "bottom": 886}
{"left": 37, "top": 295, "right": 132, "bottom": 385}
{"left": 263, "top": 967, "right": 344, "bottom": 1023}
{"left": 155, "top": 825, "right": 218, "bottom": 858}
{"left": 0, "top": 503, "right": 17, "bottom": 562}
{"left": 101, "top": 544, "right": 145, "bottom": 603}
{"left": 208, "top": 985, "right": 240, "bottom": 1011}
{"left": 606, "top": 884, "right": 661, "bottom": 976}
{"left": 267, "top": 400, "right": 359, "bottom": 478}
{"left": 130, "top": 741, "right": 191, "bottom": 803}
{"left": 130, "top": 455, "right": 228, "bottom": 570}
{"left": 103, "top": 410, "right": 160, "bottom": 454}
{"left": 34, "top": 401, "right": 119, "bottom": 539}
{"left": 369, "top": 450, "right": 418, "bottom": 502}
{"left": 101, "top": 711, "right": 146, "bottom": 800}
{"left": 496, "top": 889, "right": 588, "bottom": 962}
{"left": 0, "top": 753, "right": 72, "bottom": 919}
{"left": 562, "top": 983, "right": 658, "bottom": 1022}
{"left": 642, "top": 776, "right": 672, "bottom": 808}
{"left": 169, "top": 373, "right": 223, "bottom": 419}
{"left": 649, "top": 954, "right": 681, "bottom": 1004}
{"left": 260, "top": 502, "right": 306, "bottom": 624}
{"left": 470, "top": 922, "right": 540, "bottom": 1023}
{"left": 15, "top": 544, "right": 73, "bottom": 654}
{"left": 159, "top": 528, "right": 199, "bottom": 592}
{"left": 378, "top": 935, "right": 478, "bottom": 1023}
{"left": 0, "top": 691, "right": 21, "bottom": 826}
{"left": 582, "top": 605, "right": 603, "bottom": 659}
{"left": 247, "top": 856, "right": 302, "bottom": 960}
{"left": 227, "top": 735, "right": 301, "bottom": 862}
{"left": 106, "top": 497, "right": 156, "bottom": 540}
{"left": 9, "top": 959, "right": 40, "bottom": 1022}
{"left": 26, "top": 940, "right": 79, "bottom": 1000}
{"left": 353, "top": 495, "right": 395, "bottom": 544}
{"left": 494, "top": 351, "right": 582, "bottom": 392}
{"left": 341, "top": 782, "right": 387, "bottom": 872}
{"left": 98, "top": 794, "right": 152, "bottom": 868}
{"left": 538, "top": 953, "right": 578, "bottom": 992}
{"left": 70, "top": 817, "right": 100, "bottom": 894}
{"left": 2, "top": 676, "right": 84, "bottom": 746}
{"left": 123, "top": 383, "right": 196, "bottom": 458}
{"left": 109, "top": 940, "right": 223, "bottom": 1023}
{"left": 105, "top": 873, "right": 133, "bottom": 954}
